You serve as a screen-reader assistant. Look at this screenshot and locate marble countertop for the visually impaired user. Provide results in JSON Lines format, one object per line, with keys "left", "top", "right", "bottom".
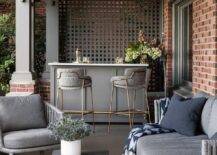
{"left": 49, "top": 62, "right": 149, "bottom": 67}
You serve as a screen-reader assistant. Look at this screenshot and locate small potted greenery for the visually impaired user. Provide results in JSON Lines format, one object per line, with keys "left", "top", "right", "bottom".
{"left": 125, "top": 30, "right": 162, "bottom": 65}
{"left": 48, "top": 116, "right": 91, "bottom": 155}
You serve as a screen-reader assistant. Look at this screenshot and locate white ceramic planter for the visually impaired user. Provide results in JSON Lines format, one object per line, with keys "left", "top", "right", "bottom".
{"left": 61, "top": 140, "right": 81, "bottom": 155}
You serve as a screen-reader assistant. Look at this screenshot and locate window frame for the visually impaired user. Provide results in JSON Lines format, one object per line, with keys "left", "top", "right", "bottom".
{"left": 172, "top": 0, "right": 193, "bottom": 87}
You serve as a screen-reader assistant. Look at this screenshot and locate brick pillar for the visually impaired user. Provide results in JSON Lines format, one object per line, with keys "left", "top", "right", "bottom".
{"left": 163, "top": 0, "right": 173, "bottom": 95}
{"left": 192, "top": 0, "right": 217, "bottom": 95}
{"left": 37, "top": 80, "right": 50, "bottom": 101}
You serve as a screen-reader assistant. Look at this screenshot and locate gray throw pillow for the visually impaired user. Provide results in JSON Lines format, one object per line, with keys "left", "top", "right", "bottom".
{"left": 0, "top": 94, "right": 47, "bottom": 132}
{"left": 211, "top": 133, "right": 217, "bottom": 140}
{"left": 160, "top": 97, "right": 207, "bottom": 136}
{"left": 207, "top": 102, "right": 217, "bottom": 138}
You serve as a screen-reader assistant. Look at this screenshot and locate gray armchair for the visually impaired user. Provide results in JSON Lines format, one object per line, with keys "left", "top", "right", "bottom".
{"left": 0, "top": 94, "right": 63, "bottom": 155}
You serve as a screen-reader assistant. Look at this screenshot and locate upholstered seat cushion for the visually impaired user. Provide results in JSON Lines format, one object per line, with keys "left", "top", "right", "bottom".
{"left": 60, "top": 76, "right": 92, "bottom": 89}
{"left": 3, "top": 128, "right": 59, "bottom": 149}
{"left": 110, "top": 76, "right": 146, "bottom": 88}
{"left": 207, "top": 101, "right": 217, "bottom": 138}
{"left": 137, "top": 133, "right": 208, "bottom": 155}
{"left": 200, "top": 96, "right": 216, "bottom": 135}
{"left": 110, "top": 76, "right": 128, "bottom": 86}
{"left": 0, "top": 95, "right": 47, "bottom": 132}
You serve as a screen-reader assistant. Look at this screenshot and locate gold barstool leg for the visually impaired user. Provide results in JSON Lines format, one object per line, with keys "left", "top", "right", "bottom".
{"left": 61, "top": 89, "right": 64, "bottom": 110}
{"left": 108, "top": 82, "right": 114, "bottom": 133}
{"left": 144, "top": 89, "right": 151, "bottom": 122}
{"left": 132, "top": 89, "right": 136, "bottom": 126}
{"left": 90, "top": 86, "right": 95, "bottom": 132}
{"left": 126, "top": 81, "right": 132, "bottom": 128}
{"left": 81, "top": 80, "right": 85, "bottom": 119}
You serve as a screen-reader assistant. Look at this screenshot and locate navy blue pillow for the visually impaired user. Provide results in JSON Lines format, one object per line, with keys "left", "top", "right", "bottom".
{"left": 160, "top": 97, "right": 207, "bottom": 136}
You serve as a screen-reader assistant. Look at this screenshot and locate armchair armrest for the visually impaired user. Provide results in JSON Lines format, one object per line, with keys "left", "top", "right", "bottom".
{"left": 154, "top": 99, "right": 162, "bottom": 123}
{"left": 44, "top": 102, "right": 63, "bottom": 124}
{"left": 154, "top": 98, "right": 170, "bottom": 123}
{"left": 0, "top": 128, "right": 3, "bottom": 148}
{"left": 202, "top": 140, "right": 217, "bottom": 155}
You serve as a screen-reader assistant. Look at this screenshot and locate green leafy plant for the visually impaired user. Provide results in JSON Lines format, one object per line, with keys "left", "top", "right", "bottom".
{"left": 48, "top": 116, "right": 91, "bottom": 141}
{"left": 0, "top": 13, "right": 15, "bottom": 94}
{"left": 34, "top": 4, "right": 46, "bottom": 78}
{"left": 125, "top": 30, "right": 162, "bottom": 64}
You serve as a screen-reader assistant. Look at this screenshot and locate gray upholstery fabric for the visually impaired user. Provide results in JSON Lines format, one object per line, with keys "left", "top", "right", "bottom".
{"left": 111, "top": 68, "right": 148, "bottom": 87}
{"left": 211, "top": 133, "right": 217, "bottom": 140}
{"left": 57, "top": 68, "right": 87, "bottom": 87}
{"left": 0, "top": 94, "right": 47, "bottom": 132}
{"left": 194, "top": 91, "right": 210, "bottom": 99}
{"left": 207, "top": 101, "right": 217, "bottom": 138}
{"left": 137, "top": 133, "right": 208, "bottom": 155}
{"left": 201, "top": 97, "right": 216, "bottom": 135}
{"left": 3, "top": 128, "right": 59, "bottom": 149}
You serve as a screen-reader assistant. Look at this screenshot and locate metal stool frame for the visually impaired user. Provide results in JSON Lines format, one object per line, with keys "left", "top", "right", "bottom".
{"left": 57, "top": 69, "right": 95, "bottom": 131}
{"left": 108, "top": 69, "right": 151, "bottom": 133}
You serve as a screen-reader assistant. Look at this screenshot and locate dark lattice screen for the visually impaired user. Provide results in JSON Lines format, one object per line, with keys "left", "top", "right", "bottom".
{"left": 59, "top": 0, "right": 161, "bottom": 63}
{"left": 59, "top": 0, "right": 164, "bottom": 92}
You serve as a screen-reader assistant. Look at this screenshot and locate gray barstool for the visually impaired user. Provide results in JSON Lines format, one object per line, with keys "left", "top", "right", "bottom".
{"left": 108, "top": 68, "right": 151, "bottom": 132}
{"left": 57, "top": 68, "right": 95, "bottom": 130}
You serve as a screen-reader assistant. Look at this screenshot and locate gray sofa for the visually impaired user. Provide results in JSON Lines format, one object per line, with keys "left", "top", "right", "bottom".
{"left": 0, "top": 94, "right": 63, "bottom": 155}
{"left": 137, "top": 93, "right": 217, "bottom": 155}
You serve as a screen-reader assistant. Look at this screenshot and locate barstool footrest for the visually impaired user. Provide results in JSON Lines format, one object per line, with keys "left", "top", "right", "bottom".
{"left": 63, "top": 110, "right": 94, "bottom": 115}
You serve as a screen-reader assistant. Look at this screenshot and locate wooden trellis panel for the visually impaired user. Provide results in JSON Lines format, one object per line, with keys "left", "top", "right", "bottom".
{"left": 59, "top": 0, "right": 161, "bottom": 63}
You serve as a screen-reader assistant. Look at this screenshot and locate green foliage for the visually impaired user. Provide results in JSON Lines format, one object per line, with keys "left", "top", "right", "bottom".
{"left": 125, "top": 42, "right": 162, "bottom": 64}
{"left": 125, "top": 30, "right": 162, "bottom": 64}
{"left": 48, "top": 116, "right": 91, "bottom": 141}
{"left": 0, "top": 13, "right": 15, "bottom": 94}
{"left": 34, "top": 9, "right": 46, "bottom": 78}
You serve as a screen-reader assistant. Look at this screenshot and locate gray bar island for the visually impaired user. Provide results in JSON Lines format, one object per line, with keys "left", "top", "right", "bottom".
{"left": 49, "top": 63, "right": 149, "bottom": 122}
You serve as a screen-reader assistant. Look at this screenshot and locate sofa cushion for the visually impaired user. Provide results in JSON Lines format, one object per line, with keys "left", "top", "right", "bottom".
{"left": 200, "top": 97, "right": 216, "bottom": 135}
{"left": 193, "top": 91, "right": 210, "bottom": 99}
{"left": 3, "top": 128, "right": 59, "bottom": 149}
{"left": 137, "top": 133, "right": 208, "bottom": 155}
{"left": 0, "top": 94, "right": 47, "bottom": 132}
{"left": 207, "top": 102, "right": 217, "bottom": 138}
{"left": 211, "top": 133, "right": 217, "bottom": 140}
{"left": 160, "top": 97, "right": 207, "bottom": 136}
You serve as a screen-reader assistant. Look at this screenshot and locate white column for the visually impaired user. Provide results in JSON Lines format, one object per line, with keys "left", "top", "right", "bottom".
{"left": 10, "top": 0, "right": 34, "bottom": 85}
{"left": 42, "top": 0, "right": 59, "bottom": 80}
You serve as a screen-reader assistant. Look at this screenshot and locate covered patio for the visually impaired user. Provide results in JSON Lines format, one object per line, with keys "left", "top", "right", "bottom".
{"left": 1, "top": 0, "right": 217, "bottom": 154}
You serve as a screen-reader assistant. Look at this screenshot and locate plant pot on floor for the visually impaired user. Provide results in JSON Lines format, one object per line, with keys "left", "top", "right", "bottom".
{"left": 61, "top": 140, "right": 81, "bottom": 155}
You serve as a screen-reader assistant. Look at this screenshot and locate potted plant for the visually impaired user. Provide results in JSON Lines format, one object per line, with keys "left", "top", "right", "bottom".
{"left": 48, "top": 116, "right": 91, "bottom": 155}
{"left": 125, "top": 30, "right": 162, "bottom": 65}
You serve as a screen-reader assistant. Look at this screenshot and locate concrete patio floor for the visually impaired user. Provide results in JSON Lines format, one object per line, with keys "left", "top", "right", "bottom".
{"left": 0, "top": 125, "right": 131, "bottom": 155}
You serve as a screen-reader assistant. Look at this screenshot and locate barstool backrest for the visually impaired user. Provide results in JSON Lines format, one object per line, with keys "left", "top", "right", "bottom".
{"left": 57, "top": 68, "right": 85, "bottom": 87}
{"left": 124, "top": 68, "right": 151, "bottom": 88}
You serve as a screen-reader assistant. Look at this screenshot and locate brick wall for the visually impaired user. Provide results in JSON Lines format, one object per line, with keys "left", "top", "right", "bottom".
{"left": 192, "top": 0, "right": 217, "bottom": 95}
{"left": 37, "top": 80, "right": 50, "bottom": 101}
{"left": 163, "top": 0, "right": 173, "bottom": 94}
{"left": 163, "top": 0, "right": 217, "bottom": 96}
{"left": 10, "top": 84, "right": 35, "bottom": 93}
